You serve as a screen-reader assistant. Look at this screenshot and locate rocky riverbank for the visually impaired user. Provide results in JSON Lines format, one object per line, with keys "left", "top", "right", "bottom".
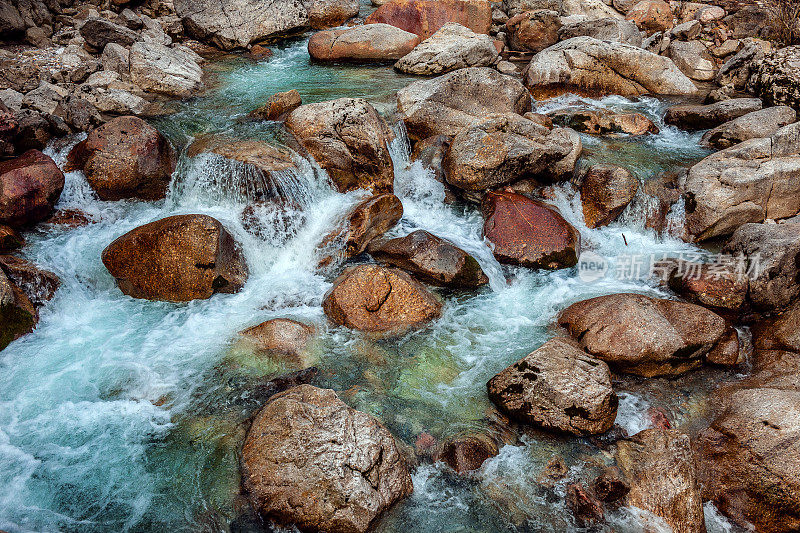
{"left": 1, "top": 0, "right": 799, "bottom": 531}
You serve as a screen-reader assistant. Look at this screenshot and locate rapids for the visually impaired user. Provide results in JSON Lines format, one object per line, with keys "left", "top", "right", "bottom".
{"left": 0, "top": 37, "right": 745, "bottom": 533}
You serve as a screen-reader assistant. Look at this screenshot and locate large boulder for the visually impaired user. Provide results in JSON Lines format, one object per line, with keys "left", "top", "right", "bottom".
{"left": 396, "top": 67, "right": 531, "bottom": 140}
{"left": 308, "top": 24, "right": 420, "bottom": 62}
{"left": 625, "top": 0, "right": 672, "bottom": 35}
{"left": 752, "top": 45, "right": 800, "bottom": 111}
{"left": 722, "top": 222, "right": 800, "bottom": 312}
{"left": 701, "top": 106, "right": 798, "bottom": 149}
{"left": 486, "top": 337, "right": 618, "bottom": 435}
{"left": 66, "top": 116, "right": 176, "bottom": 201}
{"left": 394, "top": 22, "right": 498, "bottom": 75}
{"left": 306, "top": 0, "right": 360, "bottom": 28}
{"left": 557, "top": 17, "right": 642, "bottom": 46}
{"left": 129, "top": 42, "right": 204, "bottom": 98}
{"left": 0, "top": 150, "right": 64, "bottom": 228}
{"left": 580, "top": 164, "right": 638, "bottom": 228}
{"left": 698, "top": 384, "right": 800, "bottom": 532}
{"left": 0, "top": 268, "right": 36, "bottom": 351}
{"left": 443, "top": 113, "right": 579, "bottom": 191}
{"left": 0, "top": 255, "right": 61, "bottom": 308}
{"left": 506, "top": 9, "right": 561, "bottom": 53}
{"left": 683, "top": 122, "right": 800, "bottom": 242}
{"left": 365, "top": 0, "right": 492, "bottom": 39}
{"left": 664, "top": 98, "right": 763, "bottom": 131}
{"left": 322, "top": 264, "right": 442, "bottom": 336}
{"left": 481, "top": 191, "right": 579, "bottom": 269}
{"left": 615, "top": 429, "right": 706, "bottom": 533}
{"left": 80, "top": 17, "right": 141, "bottom": 49}
{"left": 668, "top": 40, "right": 716, "bottom": 82}
{"left": 241, "top": 385, "right": 413, "bottom": 533}
{"left": 174, "top": 0, "right": 310, "bottom": 50}
{"left": 285, "top": 98, "right": 395, "bottom": 194}
{"left": 102, "top": 214, "right": 249, "bottom": 301}
{"left": 525, "top": 37, "right": 698, "bottom": 98}
{"left": 558, "top": 293, "right": 730, "bottom": 376}
{"left": 368, "top": 229, "right": 488, "bottom": 288}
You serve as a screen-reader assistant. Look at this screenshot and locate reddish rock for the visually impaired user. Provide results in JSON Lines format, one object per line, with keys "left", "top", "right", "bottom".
{"left": 0, "top": 150, "right": 64, "bottom": 228}
{"left": 0, "top": 225, "right": 23, "bottom": 252}
{"left": 46, "top": 209, "right": 93, "bottom": 228}
{"left": 369, "top": 230, "right": 488, "bottom": 288}
{"left": 365, "top": 0, "right": 492, "bottom": 39}
{"left": 592, "top": 467, "right": 630, "bottom": 502}
{"left": 308, "top": 24, "right": 421, "bottom": 62}
{"left": 506, "top": 10, "right": 561, "bottom": 53}
{"left": 566, "top": 484, "right": 605, "bottom": 526}
{"left": 102, "top": 214, "right": 248, "bottom": 302}
{"left": 625, "top": 0, "right": 673, "bottom": 35}
{"left": 435, "top": 433, "right": 499, "bottom": 473}
{"left": 239, "top": 318, "right": 315, "bottom": 368}
{"left": 0, "top": 269, "right": 36, "bottom": 351}
{"left": 322, "top": 264, "right": 442, "bottom": 336}
{"left": 307, "top": 0, "right": 361, "bottom": 29}
{"left": 65, "top": 116, "right": 176, "bottom": 201}
{"left": 666, "top": 260, "right": 748, "bottom": 312}
{"left": 249, "top": 89, "right": 302, "bottom": 121}
{"left": 647, "top": 407, "right": 672, "bottom": 430}
{"left": 481, "top": 191, "right": 579, "bottom": 270}
{"left": 0, "top": 255, "right": 60, "bottom": 307}
{"left": 551, "top": 108, "right": 659, "bottom": 136}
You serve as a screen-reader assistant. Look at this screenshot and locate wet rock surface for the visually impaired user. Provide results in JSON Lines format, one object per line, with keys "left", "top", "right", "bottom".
{"left": 0, "top": 149, "right": 64, "bottom": 228}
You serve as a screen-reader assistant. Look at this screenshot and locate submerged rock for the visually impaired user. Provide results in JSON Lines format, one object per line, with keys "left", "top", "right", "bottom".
{"left": 525, "top": 37, "right": 698, "bottom": 98}
{"left": 239, "top": 318, "right": 316, "bottom": 368}
{"left": 369, "top": 230, "right": 488, "bottom": 288}
{"left": 0, "top": 149, "right": 64, "bottom": 228}
{"left": 365, "top": 0, "right": 492, "bottom": 39}
{"left": 249, "top": 89, "right": 302, "bottom": 121}
{"left": 615, "top": 429, "right": 706, "bottom": 533}
{"left": 482, "top": 191, "right": 580, "bottom": 269}
{"left": 66, "top": 116, "right": 176, "bottom": 201}
{"left": 444, "top": 113, "right": 578, "bottom": 192}
{"left": 308, "top": 24, "right": 421, "bottom": 62}
{"left": 322, "top": 264, "right": 442, "bottom": 336}
{"left": 241, "top": 385, "right": 413, "bottom": 533}
{"left": 396, "top": 67, "right": 531, "bottom": 140}
{"left": 487, "top": 337, "right": 618, "bottom": 435}
{"left": 663, "top": 98, "right": 763, "bottom": 131}
{"left": 684, "top": 122, "right": 800, "bottom": 241}
{"left": 558, "top": 293, "right": 729, "bottom": 377}
{"left": 394, "top": 22, "right": 498, "bottom": 75}
{"left": 435, "top": 433, "right": 499, "bottom": 473}
{"left": 102, "top": 214, "right": 249, "bottom": 302}
{"left": 286, "top": 98, "right": 395, "bottom": 194}
{"left": 579, "top": 164, "right": 638, "bottom": 228}
{"left": 700, "top": 105, "right": 797, "bottom": 149}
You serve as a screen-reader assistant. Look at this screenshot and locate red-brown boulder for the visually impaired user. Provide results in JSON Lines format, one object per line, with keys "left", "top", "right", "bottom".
{"left": 0, "top": 150, "right": 64, "bottom": 227}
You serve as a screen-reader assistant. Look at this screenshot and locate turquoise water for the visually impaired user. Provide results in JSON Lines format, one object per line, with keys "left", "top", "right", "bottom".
{"left": 0, "top": 38, "right": 735, "bottom": 533}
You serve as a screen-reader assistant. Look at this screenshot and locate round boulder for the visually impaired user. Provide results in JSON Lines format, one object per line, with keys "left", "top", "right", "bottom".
{"left": 0, "top": 149, "right": 64, "bottom": 227}
{"left": 308, "top": 24, "right": 421, "bottom": 62}
{"left": 239, "top": 318, "right": 316, "bottom": 368}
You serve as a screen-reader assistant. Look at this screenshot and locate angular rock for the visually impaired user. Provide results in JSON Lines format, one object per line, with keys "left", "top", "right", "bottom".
{"left": 0, "top": 149, "right": 64, "bottom": 228}
{"left": 506, "top": 9, "right": 561, "bottom": 53}
{"left": 320, "top": 193, "right": 404, "bottom": 262}
{"left": 396, "top": 67, "right": 531, "bottom": 140}
{"left": 716, "top": 38, "right": 769, "bottom": 92}
{"left": 249, "top": 89, "right": 302, "bottom": 121}
{"left": 487, "top": 337, "right": 618, "bottom": 435}
{"left": 559, "top": 293, "right": 729, "bottom": 376}
{"left": 592, "top": 467, "right": 630, "bottom": 502}
{"left": 369, "top": 230, "right": 488, "bottom": 288}
{"left": 322, "top": 264, "right": 442, "bottom": 336}
{"left": 129, "top": 42, "right": 204, "bottom": 98}
{"left": 0, "top": 269, "right": 36, "bottom": 352}
{"left": 752, "top": 45, "right": 800, "bottom": 111}
{"left": 557, "top": 17, "right": 642, "bottom": 46}
{"left": 435, "top": 433, "right": 499, "bottom": 473}
{"left": 482, "top": 191, "right": 579, "bottom": 269}
{"left": 241, "top": 385, "right": 413, "bottom": 533}
{"left": 625, "top": 0, "right": 672, "bottom": 35}
{"left": 683, "top": 122, "right": 800, "bottom": 241}
{"left": 444, "top": 113, "right": 578, "bottom": 191}
{"left": 666, "top": 260, "right": 747, "bottom": 312}
{"left": 285, "top": 98, "right": 395, "bottom": 193}
{"left": 0, "top": 255, "right": 60, "bottom": 307}
{"left": 308, "top": 23, "right": 421, "bottom": 62}
{"left": 722, "top": 222, "right": 800, "bottom": 312}
{"left": 560, "top": 0, "right": 624, "bottom": 20}
{"left": 566, "top": 483, "right": 605, "bottom": 526}
{"left": 394, "top": 22, "right": 498, "bottom": 75}
{"left": 79, "top": 17, "right": 140, "bottom": 49}
{"left": 102, "top": 214, "right": 249, "bottom": 302}
{"left": 580, "top": 164, "right": 638, "bottom": 228}
{"left": 669, "top": 40, "right": 716, "bottom": 82}
{"left": 525, "top": 37, "right": 697, "bottom": 98}
{"left": 615, "top": 429, "right": 705, "bottom": 533}
{"left": 0, "top": 225, "right": 23, "bottom": 253}
{"left": 701, "top": 106, "right": 797, "bottom": 149}
{"left": 239, "top": 318, "right": 315, "bottom": 368}
{"left": 306, "top": 0, "right": 360, "bottom": 28}
{"left": 365, "top": 0, "right": 492, "bottom": 39}
{"left": 175, "top": 0, "right": 310, "bottom": 50}
{"left": 66, "top": 116, "right": 176, "bottom": 201}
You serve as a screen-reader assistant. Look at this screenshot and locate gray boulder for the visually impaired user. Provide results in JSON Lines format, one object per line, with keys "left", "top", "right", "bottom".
{"left": 701, "top": 106, "right": 797, "bottom": 149}
{"left": 557, "top": 17, "right": 642, "bottom": 46}
{"left": 395, "top": 23, "right": 498, "bottom": 75}
{"left": 129, "top": 42, "right": 204, "bottom": 98}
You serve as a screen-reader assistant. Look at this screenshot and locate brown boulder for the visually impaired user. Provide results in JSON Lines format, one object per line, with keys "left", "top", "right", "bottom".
{"left": 665, "top": 260, "right": 747, "bottom": 312}
{"left": 369, "top": 230, "right": 488, "bottom": 288}
{"left": 481, "top": 191, "right": 580, "bottom": 269}
{"left": 558, "top": 293, "right": 729, "bottom": 376}
{"left": 580, "top": 164, "right": 638, "bottom": 228}
{"left": 308, "top": 24, "right": 421, "bottom": 62}
{"left": 365, "top": 0, "right": 492, "bottom": 39}
{"left": 241, "top": 385, "right": 413, "bottom": 533}
{"left": 102, "top": 214, "right": 248, "bottom": 302}
{"left": 307, "top": 0, "right": 361, "bottom": 29}
{"left": 625, "top": 0, "right": 672, "bottom": 35}
{"left": 0, "top": 255, "right": 60, "bottom": 307}
{"left": 487, "top": 337, "right": 618, "bottom": 435}
{"left": 566, "top": 484, "right": 605, "bottom": 527}
{"left": 435, "top": 433, "right": 499, "bottom": 473}
{"left": 506, "top": 10, "right": 561, "bottom": 53}
{"left": 320, "top": 194, "right": 403, "bottom": 265}
{"left": 322, "top": 264, "right": 442, "bottom": 336}
{"left": 0, "top": 268, "right": 36, "bottom": 351}
{"left": 550, "top": 108, "right": 659, "bottom": 136}
{"left": 592, "top": 467, "right": 630, "bottom": 503}
{"left": 664, "top": 98, "right": 763, "bottom": 131}
{"left": 0, "top": 225, "right": 23, "bottom": 253}
{"left": 239, "top": 318, "right": 315, "bottom": 368}
{"left": 285, "top": 98, "right": 395, "bottom": 194}
{"left": 65, "top": 116, "right": 176, "bottom": 201}
{"left": 249, "top": 89, "right": 302, "bottom": 121}
{"left": 615, "top": 429, "right": 705, "bottom": 533}
{"left": 0, "top": 150, "right": 64, "bottom": 228}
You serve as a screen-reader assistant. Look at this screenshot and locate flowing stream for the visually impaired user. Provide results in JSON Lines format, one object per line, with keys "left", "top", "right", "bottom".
{"left": 0, "top": 37, "right": 745, "bottom": 533}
